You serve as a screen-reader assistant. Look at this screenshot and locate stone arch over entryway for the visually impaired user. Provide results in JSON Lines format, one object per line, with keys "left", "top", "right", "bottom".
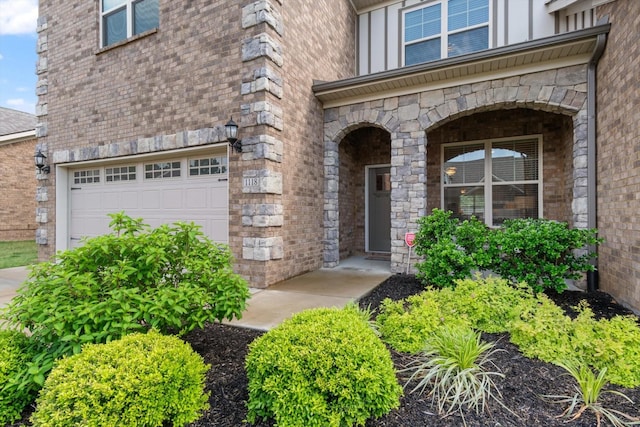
{"left": 323, "top": 64, "right": 590, "bottom": 271}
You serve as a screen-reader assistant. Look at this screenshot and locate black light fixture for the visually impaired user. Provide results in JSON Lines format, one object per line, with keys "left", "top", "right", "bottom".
{"left": 34, "top": 149, "right": 50, "bottom": 174}
{"left": 225, "top": 117, "right": 242, "bottom": 153}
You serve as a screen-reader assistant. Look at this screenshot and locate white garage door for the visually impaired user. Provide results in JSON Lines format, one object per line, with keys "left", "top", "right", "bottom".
{"left": 69, "top": 151, "right": 228, "bottom": 247}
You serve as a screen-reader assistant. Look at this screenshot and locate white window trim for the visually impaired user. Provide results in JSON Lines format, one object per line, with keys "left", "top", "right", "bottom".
{"left": 401, "top": 0, "right": 492, "bottom": 66}
{"left": 440, "top": 134, "right": 543, "bottom": 226}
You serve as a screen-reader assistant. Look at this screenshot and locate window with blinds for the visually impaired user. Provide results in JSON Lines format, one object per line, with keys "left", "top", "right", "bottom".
{"left": 404, "top": 0, "right": 489, "bottom": 66}
{"left": 442, "top": 137, "right": 541, "bottom": 226}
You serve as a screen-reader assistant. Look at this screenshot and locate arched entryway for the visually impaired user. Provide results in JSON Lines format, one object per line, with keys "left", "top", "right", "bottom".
{"left": 426, "top": 108, "right": 575, "bottom": 226}
{"left": 338, "top": 126, "right": 392, "bottom": 260}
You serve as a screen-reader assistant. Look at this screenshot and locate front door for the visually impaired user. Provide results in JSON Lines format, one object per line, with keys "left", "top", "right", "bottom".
{"left": 367, "top": 166, "right": 391, "bottom": 252}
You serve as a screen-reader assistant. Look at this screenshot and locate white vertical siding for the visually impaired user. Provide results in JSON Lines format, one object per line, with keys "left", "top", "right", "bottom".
{"left": 531, "top": 0, "right": 555, "bottom": 40}
{"left": 357, "top": 0, "right": 590, "bottom": 76}
{"left": 507, "top": 0, "right": 530, "bottom": 44}
{"left": 358, "top": 14, "right": 369, "bottom": 75}
{"left": 387, "top": 2, "right": 401, "bottom": 70}
{"left": 370, "top": 8, "right": 387, "bottom": 73}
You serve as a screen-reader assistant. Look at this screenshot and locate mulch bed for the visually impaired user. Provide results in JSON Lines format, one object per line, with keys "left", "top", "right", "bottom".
{"left": 11, "top": 274, "right": 640, "bottom": 427}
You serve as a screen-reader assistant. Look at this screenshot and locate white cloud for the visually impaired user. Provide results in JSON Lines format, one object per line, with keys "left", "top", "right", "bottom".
{"left": 7, "top": 98, "right": 26, "bottom": 106}
{"left": 0, "top": 53, "right": 3, "bottom": 60}
{"left": 5, "top": 98, "right": 35, "bottom": 114}
{"left": 16, "top": 86, "right": 30, "bottom": 92}
{"left": 0, "top": 0, "right": 38, "bottom": 35}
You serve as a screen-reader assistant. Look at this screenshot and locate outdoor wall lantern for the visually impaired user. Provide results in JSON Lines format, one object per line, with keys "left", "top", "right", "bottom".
{"left": 225, "top": 117, "right": 242, "bottom": 153}
{"left": 34, "top": 149, "right": 50, "bottom": 174}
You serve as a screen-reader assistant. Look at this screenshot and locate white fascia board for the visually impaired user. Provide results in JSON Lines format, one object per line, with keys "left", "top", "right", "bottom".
{"left": 0, "top": 130, "right": 36, "bottom": 146}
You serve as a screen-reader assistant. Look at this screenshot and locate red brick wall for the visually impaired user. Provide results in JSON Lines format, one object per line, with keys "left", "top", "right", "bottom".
{"left": 596, "top": 0, "right": 640, "bottom": 311}
{"left": 426, "top": 109, "right": 574, "bottom": 223}
{"left": 0, "top": 138, "right": 37, "bottom": 241}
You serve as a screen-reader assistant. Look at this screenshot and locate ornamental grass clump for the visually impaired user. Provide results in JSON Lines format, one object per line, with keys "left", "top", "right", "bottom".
{"left": 543, "top": 361, "right": 640, "bottom": 427}
{"left": 401, "top": 326, "right": 507, "bottom": 419}
{"left": 30, "top": 330, "right": 210, "bottom": 427}
{"left": 245, "top": 305, "right": 402, "bottom": 427}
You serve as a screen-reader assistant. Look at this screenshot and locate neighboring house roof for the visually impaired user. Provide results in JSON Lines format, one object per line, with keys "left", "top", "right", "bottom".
{"left": 0, "top": 107, "right": 37, "bottom": 137}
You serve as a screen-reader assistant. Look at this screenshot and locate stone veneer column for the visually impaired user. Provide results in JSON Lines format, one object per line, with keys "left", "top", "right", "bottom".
{"left": 239, "top": 0, "right": 285, "bottom": 264}
{"left": 35, "top": 15, "right": 49, "bottom": 246}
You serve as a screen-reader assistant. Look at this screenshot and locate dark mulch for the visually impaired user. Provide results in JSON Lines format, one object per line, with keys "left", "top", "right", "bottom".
{"left": 10, "top": 275, "right": 640, "bottom": 427}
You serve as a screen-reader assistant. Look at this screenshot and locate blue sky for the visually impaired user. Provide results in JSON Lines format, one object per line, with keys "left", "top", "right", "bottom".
{"left": 0, "top": 0, "right": 38, "bottom": 114}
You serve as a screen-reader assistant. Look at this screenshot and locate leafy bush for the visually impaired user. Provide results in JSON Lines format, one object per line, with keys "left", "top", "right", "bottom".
{"left": 413, "top": 209, "right": 600, "bottom": 292}
{"left": 0, "top": 330, "right": 39, "bottom": 425}
{"left": 438, "top": 277, "right": 535, "bottom": 334}
{"left": 510, "top": 299, "right": 640, "bottom": 388}
{"left": 414, "top": 209, "right": 489, "bottom": 288}
{"left": 377, "top": 277, "right": 532, "bottom": 352}
{"left": 376, "top": 288, "right": 471, "bottom": 353}
{"left": 245, "top": 305, "right": 402, "bottom": 427}
{"left": 402, "top": 326, "right": 506, "bottom": 417}
{"left": 31, "top": 330, "right": 210, "bottom": 427}
{"left": 1, "top": 212, "right": 249, "bottom": 392}
{"left": 490, "top": 219, "right": 600, "bottom": 292}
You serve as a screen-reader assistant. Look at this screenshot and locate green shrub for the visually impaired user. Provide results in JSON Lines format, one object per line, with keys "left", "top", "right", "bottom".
{"left": 0, "top": 330, "right": 39, "bottom": 425}
{"left": 377, "top": 277, "right": 531, "bottom": 352}
{"left": 414, "top": 209, "right": 489, "bottom": 288}
{"left": 413, "top": 210, "right": 601, "bottom": 292}
{"left": 31, "top": 330, "right": 210, "bottom": 427}
{"left": 402, "top": 326, "right": 506, "bottom": 417}
{"left": 439, "top": 277, "right": 535, "bottom": 334}
{"left": 376, "top": 289, "right": 471, "bottom": 353}
{"left": 490, "top": 219, "right": 600, "bottom": 292}
{"left": 510, "top": 299, "right": 640, "bottom": 388}
{"left": 245, "top": 305, "right": 402, "bottom": 427}
{"left": 1, "top": 212, "right": 249, "bottom": 391}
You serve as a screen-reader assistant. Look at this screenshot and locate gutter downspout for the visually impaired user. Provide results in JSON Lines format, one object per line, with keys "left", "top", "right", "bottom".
{"left": 586, "top": 17, "right": 609, "bottom": 292}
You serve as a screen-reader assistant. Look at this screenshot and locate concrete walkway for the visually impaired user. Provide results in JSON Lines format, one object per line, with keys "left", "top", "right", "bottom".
{"left": 0, "top": 266, "right": 30, "bottom": 308}
{"left": 0, "top": 257, "right": 391, "bottom": 330}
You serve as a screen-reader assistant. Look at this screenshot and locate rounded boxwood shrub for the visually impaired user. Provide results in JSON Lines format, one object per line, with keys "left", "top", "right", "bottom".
{"left": 0, "top": 330, "right": 39, "bottom": 425}
{"left": 245, "top": 305, "right": 402, "bottom": 427}
{"left": 30, "top": 330, "right": 210, "bottom": 427}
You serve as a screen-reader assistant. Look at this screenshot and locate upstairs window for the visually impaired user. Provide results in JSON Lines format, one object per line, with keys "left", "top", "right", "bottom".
{"left": 404, "top": 0, "right": 489, "bottom": 66}
{"left": 101, "top": 0, "right": 158, "bottom": 47}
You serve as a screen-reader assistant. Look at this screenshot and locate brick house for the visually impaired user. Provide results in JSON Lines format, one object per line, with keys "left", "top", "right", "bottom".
{"left": 35, "top": 0, "right": 639, "bottom": 311}
{"left": 0, "top": 107, "right": 37, "bottom": 241}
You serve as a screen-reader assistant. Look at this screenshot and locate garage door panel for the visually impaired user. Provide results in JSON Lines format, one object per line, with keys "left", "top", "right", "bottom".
{"left": 69, "top": 153, "right": 229, "bottom": 246}
{"left": 142, "top": 191, "right": 162, "bottom": 209}
{"left": 119, "top": 191, "right": 139, "bottom": 209}
{"left": 162, "top": 189, "right": 184, "bottom": 209}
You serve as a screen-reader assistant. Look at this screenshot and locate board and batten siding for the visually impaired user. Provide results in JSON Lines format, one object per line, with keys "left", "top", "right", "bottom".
{"left": 357, "top": 0, "right": 597, "bottom": 76}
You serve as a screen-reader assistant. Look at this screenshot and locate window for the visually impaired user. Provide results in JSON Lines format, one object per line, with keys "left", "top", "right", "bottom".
{"left": 442, "top": 137, "right": 541, "bottom": 226}
{"left": 106, "top": 165, "right": 136, "bottom": 182}
{"left": 73, "top": 169, "right": 101, "bottom": 184}
{"left": 189, "top": 156, "right": 228, "bottom": 176}
{"left": 144, "top": 161, "right": 181, "bottom": 179}
{"left": 404, "top": 0, "right": 489, "bottom": 66}
{"left": 101, "top": 0, "right": 158, "bottom": 47}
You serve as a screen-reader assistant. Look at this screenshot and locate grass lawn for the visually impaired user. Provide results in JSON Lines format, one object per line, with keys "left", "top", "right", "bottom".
{"left": 0, "top": 240, "right": 38, "bottom": 269}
